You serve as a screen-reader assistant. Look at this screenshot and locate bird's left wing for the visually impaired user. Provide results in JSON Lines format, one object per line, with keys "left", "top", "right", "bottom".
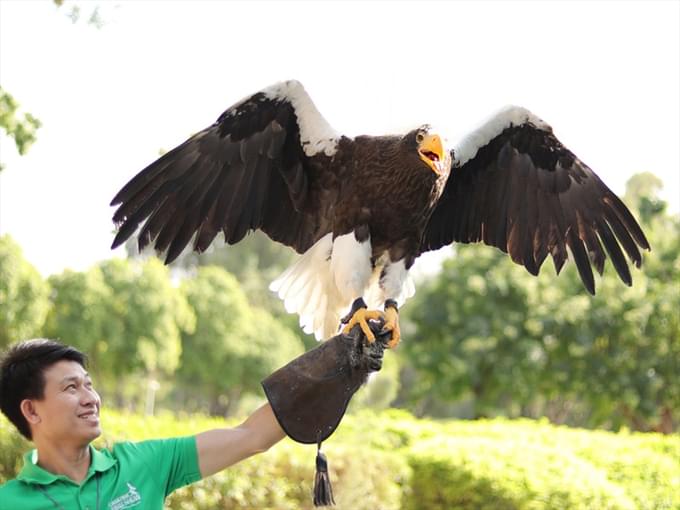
{"left": 420, "top": 106, "right": 650, "bottom": 294}
{"left": 110, "top": 80, "right": 340, "bottom": 263}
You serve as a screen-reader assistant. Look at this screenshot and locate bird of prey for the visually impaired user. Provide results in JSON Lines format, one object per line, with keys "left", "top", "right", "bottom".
{"left": 110, "top": 80, "right": 650, "bottom": 347}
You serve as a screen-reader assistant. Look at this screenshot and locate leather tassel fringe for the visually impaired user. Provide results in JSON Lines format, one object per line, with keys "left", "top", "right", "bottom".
{"left": 313, "top": 445, "right": 335, "bottom": 506}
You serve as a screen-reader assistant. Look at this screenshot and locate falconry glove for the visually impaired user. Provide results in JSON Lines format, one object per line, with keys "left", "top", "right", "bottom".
{"left": 262, "top": 320, "right": 388, "bottom": 506}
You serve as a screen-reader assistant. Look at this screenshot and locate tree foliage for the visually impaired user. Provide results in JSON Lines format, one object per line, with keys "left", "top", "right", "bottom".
{"left": 169, "top": 230, "right": 318, "bottom": 349}
{"left": 43, "top": 265, "right": 112, "bottom": 367}
{"left": 177, "top": 265, "right": 304, "bottom": 414}
{"left": 44, "top": 258, "right": 195, "bottom": 406}
{"left": 351, "top": 351, "right": 402, "bottom": 411}
{"left": 0, "top": 2, "right": 108, "bottom": 173}
{"left": 0, "top": 235, "right": 50, "bottom": 347}
{"left": 0, "top": 88, "right": 41, "bottom": 172}
{"left": 402, "top": 174, "right": 679, "bottom": 432}
{"left": 98, "top": 258, "right": 195, "bottom": 377}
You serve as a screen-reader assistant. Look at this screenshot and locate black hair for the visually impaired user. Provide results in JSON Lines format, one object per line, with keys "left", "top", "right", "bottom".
{"left": 0, "top": 339, "right": 87, "bottom": 439}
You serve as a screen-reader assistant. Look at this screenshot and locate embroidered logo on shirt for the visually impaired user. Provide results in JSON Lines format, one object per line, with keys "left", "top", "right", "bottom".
{"left": 109, "top": 482, "right": 141, "bottom": 510}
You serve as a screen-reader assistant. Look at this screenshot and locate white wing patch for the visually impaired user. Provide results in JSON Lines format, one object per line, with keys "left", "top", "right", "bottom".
{"left": 264, "top": 80, "right": 340, "bottom": 157}
{"left": 454, "top": 106, "right": 552, "bottom": 166}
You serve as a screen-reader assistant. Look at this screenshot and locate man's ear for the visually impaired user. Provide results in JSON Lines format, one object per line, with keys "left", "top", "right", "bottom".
{"left": 20, "top": 399, "right": 42, "bottom": 425}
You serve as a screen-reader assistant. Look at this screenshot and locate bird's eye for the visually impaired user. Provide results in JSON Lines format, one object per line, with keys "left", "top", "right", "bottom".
{"left": 416, "top": 132, "right": 424, "bottom": 143}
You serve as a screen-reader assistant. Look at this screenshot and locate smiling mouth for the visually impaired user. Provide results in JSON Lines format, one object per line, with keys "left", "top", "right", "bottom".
{"left": 78, "top": 411, "right": 99, "bottom": 421}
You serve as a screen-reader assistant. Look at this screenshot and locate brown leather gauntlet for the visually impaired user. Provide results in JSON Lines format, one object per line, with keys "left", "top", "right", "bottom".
{"left": 262, "top": 321, "right": 387, "bottom": 444}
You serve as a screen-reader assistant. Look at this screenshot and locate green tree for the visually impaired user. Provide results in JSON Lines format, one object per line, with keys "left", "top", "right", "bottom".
{"left": 624, "top": 172, "right": 667, "bottom": 224}
{"left": 602, "top": 174, "right": 679, "bottom": 431}
{"left": 173, "top": 230, "right": 296, "bottom": 282}
{"left": 43, "top": 266, "right": 114, "bottom": 373}
{"left": 1, "top": 1, "right": 108, "bottom": 172}
{"left": 177, "top": 265, "right": 304, "bottom": 415}
{"left": 351, "top": 350, "right": 402, "bottom": 411}
{"left": 0, "top": 235, "right": 49, "bottom": 347}
{"left": 98, "top": 258, "right": 194, "bottom": 378}
{"left": 536, "top": 174, "right": 679, "bottom": 431}
{"left": 0, "top": 88, "right": 41, "bottom": 172}
{"left": 402, "top": 174, "right": 679, "bottom": 432}
{"left": 44, "top": 258, "right": 195, "bottom": 408}
{"left": 402, "top": 244, "right": 546, "bottom": 419}
{"left": 166, "top": 230, "right": 317, "bottom": 349}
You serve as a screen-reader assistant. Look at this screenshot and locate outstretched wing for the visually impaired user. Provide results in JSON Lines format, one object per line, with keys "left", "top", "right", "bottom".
{"left": 421, "top": 106, "right": 650, "bottom": 294}
{"left": 111, "top": 80, "right": 340, "bottom": 263}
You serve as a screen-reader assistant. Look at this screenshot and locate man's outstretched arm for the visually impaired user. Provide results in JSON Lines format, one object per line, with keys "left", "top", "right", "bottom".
{"left": 194, "top": 323, "right": 387, "bottom": 480}
{"left": 195, "top": 403, "right": 285, "bottom": 478}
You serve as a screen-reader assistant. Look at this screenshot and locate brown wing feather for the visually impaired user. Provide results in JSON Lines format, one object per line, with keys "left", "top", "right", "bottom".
{"left": 421, "top": 115, "right": 650, "bottom": 294}
{"left": 111, "top": 86, "right": 339, "bottom": 263}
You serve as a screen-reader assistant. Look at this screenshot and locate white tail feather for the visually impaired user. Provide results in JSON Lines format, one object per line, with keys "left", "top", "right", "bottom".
{"left": 270, "top": 233, "right": 418, "bottom": 341}
{"left": 270, "top": 234, "right": 346, "bottom": 340}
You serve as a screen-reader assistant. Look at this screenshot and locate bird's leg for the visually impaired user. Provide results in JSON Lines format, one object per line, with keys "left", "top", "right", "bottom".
{"left": 341, "top": 297, "right": 384, "bottom": 343}
{"left": 382, "top": 299, "right": 401, "bottom": 348}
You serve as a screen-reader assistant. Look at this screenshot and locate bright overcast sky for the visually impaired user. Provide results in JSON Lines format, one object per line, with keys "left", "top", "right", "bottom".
{"left": 0, "top": 0, "right": 678, "bottom": 277}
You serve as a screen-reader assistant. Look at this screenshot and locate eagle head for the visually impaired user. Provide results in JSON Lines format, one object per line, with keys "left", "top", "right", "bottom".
{"left": 406, "top": 125, "right": 448, "bottom": 176}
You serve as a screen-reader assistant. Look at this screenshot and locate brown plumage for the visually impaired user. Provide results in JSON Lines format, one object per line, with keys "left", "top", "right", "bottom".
{"left": 326, "top": 134, "right": 447, "bottom": 263}
{"left": 110, "top": 80, "right": 649, "bottom": 343}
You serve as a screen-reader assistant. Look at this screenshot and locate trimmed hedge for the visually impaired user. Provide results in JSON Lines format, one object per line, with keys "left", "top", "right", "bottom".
{"left": 1, "top": 409, "right": 678, "bottom": 509}
{"left": 338, "top": 411, "right": 679, "bottom": 510}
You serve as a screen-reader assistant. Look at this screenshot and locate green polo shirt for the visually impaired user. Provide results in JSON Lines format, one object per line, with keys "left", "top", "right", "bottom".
{"left": 0, "top": 436, "right": 202, "bottom": 510}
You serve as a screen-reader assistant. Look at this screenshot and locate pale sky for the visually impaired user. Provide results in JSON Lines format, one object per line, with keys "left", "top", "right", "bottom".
{"left": 0, "top": 0, "right": 678, "bottom": 277}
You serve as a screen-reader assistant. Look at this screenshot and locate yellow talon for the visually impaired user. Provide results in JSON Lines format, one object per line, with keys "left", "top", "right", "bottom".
{"left": 383, "top": 306, "right": 401, "bottom": 349}
{"left": 342, "top": 308, "right": 384, "bottom": 343}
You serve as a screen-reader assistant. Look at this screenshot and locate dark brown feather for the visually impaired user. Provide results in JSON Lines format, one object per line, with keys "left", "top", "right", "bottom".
{"left": 422, "top": 121, "right": 649, "bottom": 293}
{"left": 110, "top": 88, "right": 339, "bottom": 261}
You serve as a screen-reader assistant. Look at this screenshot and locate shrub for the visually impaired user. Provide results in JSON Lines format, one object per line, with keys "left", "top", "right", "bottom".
{"left": 0, "top": 410, "right": 677, "bottom": 509}
{"left": 405, "top": 437, "right": 635, "bottom": 510}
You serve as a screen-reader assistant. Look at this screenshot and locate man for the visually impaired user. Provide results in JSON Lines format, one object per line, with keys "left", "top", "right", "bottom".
{"left": 0, "top": 329, "right": 384, "bottom": 509}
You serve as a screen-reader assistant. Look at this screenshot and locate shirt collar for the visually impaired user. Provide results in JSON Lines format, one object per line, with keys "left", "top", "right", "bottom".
{"left": 17, "top": 445, "right": 116, "bottom": 485}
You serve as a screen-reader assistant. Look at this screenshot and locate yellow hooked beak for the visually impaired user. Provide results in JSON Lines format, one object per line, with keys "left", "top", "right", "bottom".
{"left": 418, "top": 133, "right": 445, "bottom": 175}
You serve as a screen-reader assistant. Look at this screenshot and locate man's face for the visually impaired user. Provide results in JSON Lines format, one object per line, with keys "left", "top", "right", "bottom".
{"left": 27, "top": 360, "right": 101, "bottom": 446}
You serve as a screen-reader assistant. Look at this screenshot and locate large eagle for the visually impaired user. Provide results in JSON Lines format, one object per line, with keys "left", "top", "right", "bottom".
{"left": 111, "top": 80, "right": 649, "bottom": 347}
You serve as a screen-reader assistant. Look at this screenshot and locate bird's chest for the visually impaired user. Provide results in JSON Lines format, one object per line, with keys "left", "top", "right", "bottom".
{"left": 341, "top": 159, "right": 444, "bottom": 247}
